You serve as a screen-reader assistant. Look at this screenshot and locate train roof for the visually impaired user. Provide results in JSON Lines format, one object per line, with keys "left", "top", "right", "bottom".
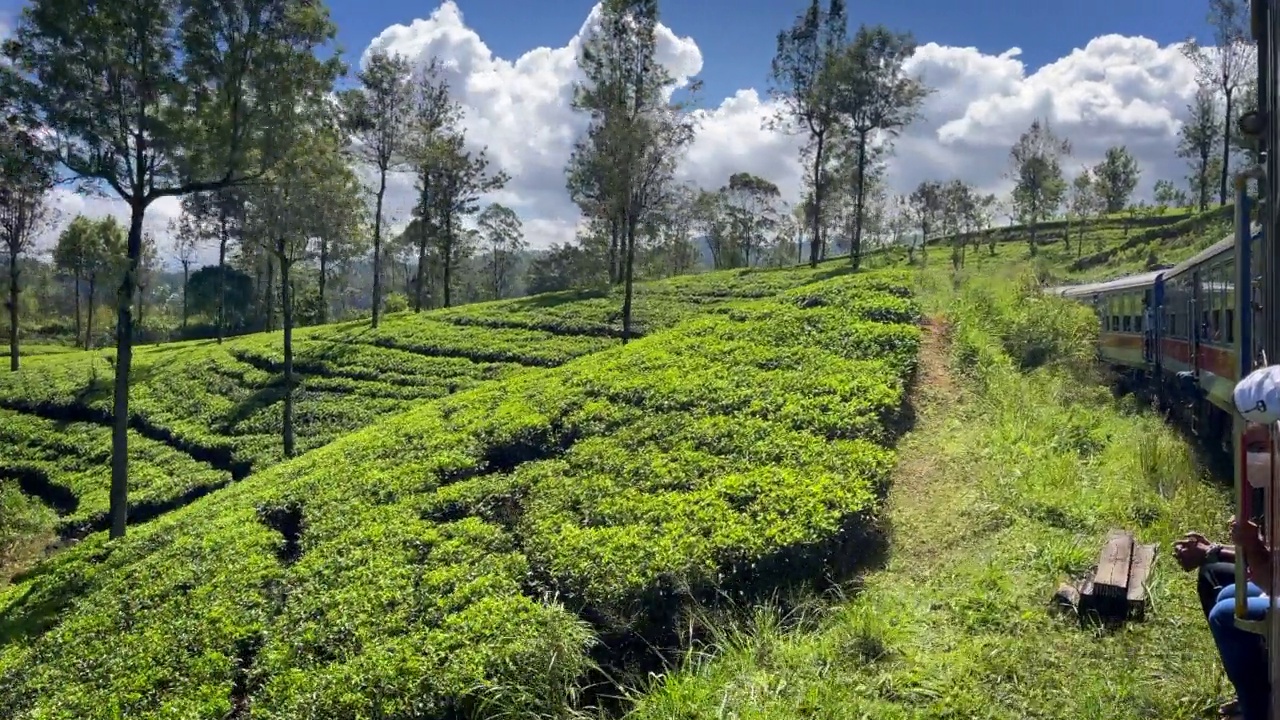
{"left": 1044, "top": 270, "right": 1163, "bottom": 298}
{"left": 1161, "top": 233, "right": 1235, "bottom": 279}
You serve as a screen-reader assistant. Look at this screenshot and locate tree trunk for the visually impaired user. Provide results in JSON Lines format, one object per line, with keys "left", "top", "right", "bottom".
{"left": 72, "top": 272, "right": 81, "bottom": 346}
{"left": 493, "top": 248, "right": 501, "bottom": 300}
{"left": 7, "top": 249, "right": 18, "bottom": 372}
{"left": 265, "top": 254, "right": 275, "bottom": 332}
{"left": 608, "top": 216, "right": 620, "bottom": 284}
{"left": 181, "top": 261, "right": 190, "bottom": 329}
{"left": 279, "top": 249, "right": 296, "bottom": 458}
{"left": 621, "top": 213, "right": 639, "bottom": 343}
{"left": 1199, "top": 148, "right": 1211, "bottom": 212}
{"left": 1220, "top": 89, "right": 1234, "bottom": 207}
{"left": 443, "top": 212, "right": 453, "bottom": 308}
{"left": 851, "top": 133, "right": 869, "bottom": 270}
{"left": 216, "top": 214, "right": 228, "bottom": 343}
{"left": 809, "top": 131, "right": 826, "bottom": 267}
{"left": 415, "top": 232, "right": 428, "bottom": 313}
{"left": 109, "top": 205, "right": 146, "bottom": 540}
{"left": 318, "top": 240, "right": 329, "bottom": 325}
{"left": 372, "top": 169, "right": 387, "bottom": 327}
{"left": 85, "top": 276, "right": 96, "bottom": 350}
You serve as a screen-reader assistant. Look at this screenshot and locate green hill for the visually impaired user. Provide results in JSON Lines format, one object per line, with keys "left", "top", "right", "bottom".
{"left": 0, "top": 262, "right": 921, "bottom": 718}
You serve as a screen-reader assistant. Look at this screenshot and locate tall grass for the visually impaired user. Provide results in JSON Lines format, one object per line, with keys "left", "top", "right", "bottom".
{"left": 623, "top": 270, "right": 1232, "bottom": 720}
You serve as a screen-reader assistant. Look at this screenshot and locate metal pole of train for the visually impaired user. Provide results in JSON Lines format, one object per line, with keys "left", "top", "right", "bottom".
{"left": 1259, "top": 2, "right": 1280, "bottom": 716}
{"left": 1236, "top": 178, "right": 1255, "bottom": 626}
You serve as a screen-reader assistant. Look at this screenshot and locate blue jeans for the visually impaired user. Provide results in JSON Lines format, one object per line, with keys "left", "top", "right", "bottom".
{"left": 1209, "top": 583, "right": 1271, "bottom": 720}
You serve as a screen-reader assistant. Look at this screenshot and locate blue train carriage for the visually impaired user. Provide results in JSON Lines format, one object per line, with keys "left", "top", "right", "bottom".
{"left": 1047, "top": 270, "right": 1162, "bottom": 373}
{"left": 1048, "top": 227, "right": 1261, "bottom": 450}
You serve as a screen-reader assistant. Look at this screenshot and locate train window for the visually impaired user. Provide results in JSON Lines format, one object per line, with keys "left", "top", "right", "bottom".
{"left": 1123, "top": 314, "right": 1132, "bottom": 332}
{"left": 1226, "top": 264, "right": 1237, "bottom": 343}
{"left": 1212, "top": 308, "right": 1221, "bottom": 342}
{"left": 1111, "top": 314, "right": 1119, "bottom": 331}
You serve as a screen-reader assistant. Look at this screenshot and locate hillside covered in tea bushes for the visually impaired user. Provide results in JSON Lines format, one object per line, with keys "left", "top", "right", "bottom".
{"left": 0, "top": 263, "right": 855, "bottom": 545}
{"left": 0, "top": 262, "right": 921, "bottom": 718}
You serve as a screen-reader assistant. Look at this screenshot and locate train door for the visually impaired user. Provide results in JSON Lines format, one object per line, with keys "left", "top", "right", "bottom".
{"left": 1190, "top": 270, "right": 1202, "bottom": 378}
{"left": 1143, "top": 287, "right": 1155, "bottom": 363}
{"left": 1151, "top": 277, "right": 1165, "bottom": 374}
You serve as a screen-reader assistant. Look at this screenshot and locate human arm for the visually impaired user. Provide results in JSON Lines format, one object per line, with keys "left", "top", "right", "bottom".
{"left": 1173, "top": 531, "right": 1235, "bottom": 570}
{"left": 1231, "top": 517, "right": 1273, "bottom": 593}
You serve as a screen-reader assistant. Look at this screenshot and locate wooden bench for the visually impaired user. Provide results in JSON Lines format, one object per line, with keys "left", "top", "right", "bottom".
{"left": 1053, "top": 528, "right": 1157, "bottom": 623}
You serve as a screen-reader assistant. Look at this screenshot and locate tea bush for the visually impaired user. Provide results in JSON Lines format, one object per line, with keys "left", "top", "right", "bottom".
{"left": 0, "top": 268, "right": 920, "bottom": 718}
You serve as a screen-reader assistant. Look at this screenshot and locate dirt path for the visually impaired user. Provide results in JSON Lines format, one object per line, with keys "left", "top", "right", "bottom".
{"left": 881, "top": 316, "right": 969, "bottom": 564}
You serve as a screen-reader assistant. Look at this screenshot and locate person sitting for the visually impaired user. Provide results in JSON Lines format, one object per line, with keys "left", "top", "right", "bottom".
{"left": 1181, "top": 366, "right": 1280, "bottom": 720}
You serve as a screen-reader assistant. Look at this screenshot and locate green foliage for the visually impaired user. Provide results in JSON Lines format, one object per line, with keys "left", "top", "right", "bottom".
{"left": 382, "top": 291, "right": 410, "bottom": 314}
{"left": 626, "top": 271, "right": 1229, "bottom": 720}
{"left": 0, "top": 265, "right": 920, "bottom": 717}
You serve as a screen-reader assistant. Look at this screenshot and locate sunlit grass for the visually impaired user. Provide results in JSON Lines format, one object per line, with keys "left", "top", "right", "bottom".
{"left": 623, "top": 269, "right": 1232, "bottom": 720}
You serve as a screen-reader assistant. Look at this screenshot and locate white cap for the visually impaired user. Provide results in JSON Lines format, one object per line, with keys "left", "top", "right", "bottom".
{"left": 1234, "top": 365, "right": 1280, "bottom": 424}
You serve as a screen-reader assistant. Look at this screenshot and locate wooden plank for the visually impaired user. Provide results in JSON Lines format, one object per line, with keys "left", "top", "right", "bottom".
{"left": 1078, "top": 567, "right": 1097, "bottom": 615}
{"left": 1126, "top": 543, "right": 1157, "bottom": 621}
{"left": 1094, "top": 529, "right": 1134, "bottom": 598}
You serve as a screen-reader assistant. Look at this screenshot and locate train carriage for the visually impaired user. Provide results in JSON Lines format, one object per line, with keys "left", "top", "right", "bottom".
{"left": 1049, "top": 227, "right": 1262, "bottom": 450}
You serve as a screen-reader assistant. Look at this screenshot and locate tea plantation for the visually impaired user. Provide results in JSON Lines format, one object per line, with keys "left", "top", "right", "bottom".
{"left": 0, "top": 263, "right": 920, "bottom": 718}
{"left": 0, "top": 265, "right": 860, "bottom": 542}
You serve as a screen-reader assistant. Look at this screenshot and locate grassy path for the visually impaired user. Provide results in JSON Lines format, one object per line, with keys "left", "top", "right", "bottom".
{"left": 626, "top": 298, "right": 1234, "bottom": 719}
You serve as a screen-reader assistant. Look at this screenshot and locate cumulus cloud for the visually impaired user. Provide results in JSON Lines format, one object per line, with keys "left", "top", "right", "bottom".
{"left": 31, "top": 1, "right": 1210, "bottom": 265}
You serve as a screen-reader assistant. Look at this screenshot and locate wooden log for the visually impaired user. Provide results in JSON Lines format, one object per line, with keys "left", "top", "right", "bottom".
{"left": 1126, "top": 543, "right": 1157, "bottom": 621}
{"left": 1052, "top": 583, "right": 1081, "bottom": 614}
{"left": 1094, "top": 529, "right": 1135, "bottom": 598}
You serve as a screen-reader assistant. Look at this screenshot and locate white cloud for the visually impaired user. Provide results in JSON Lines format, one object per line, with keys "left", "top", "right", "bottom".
{"left": 32, "top": 2, "right": 1214, "bottom": 266}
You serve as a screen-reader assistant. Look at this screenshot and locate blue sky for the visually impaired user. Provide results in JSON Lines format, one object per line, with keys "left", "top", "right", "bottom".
{"left": 0, "top": 0, "right": 1215, "bottom": 100}
{"left": 0, "top": 0, "right": 1227, "bottom": 255}
{"left": 322, "top": 0, "right": 1214, "bottom": 100}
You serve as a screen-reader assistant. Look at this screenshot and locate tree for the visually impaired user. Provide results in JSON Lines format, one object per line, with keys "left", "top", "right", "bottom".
{"left": 908, "top": 180, "right": 942, "bottom": 264}
{"left": 476, "top": 203, "right": 524, "bottom": 300}
{"left": 173, "top": 213, "right": 204, "bottom": 329}
{"left": 652, "top": 183, "right": 702, "bottom": 276}
{"left": 830, "top": 24, "right": 928, "bottom": 268}
{"left": 244, "top": 111, "right": 343, "bottom": 457}
{"left": 6, "top": 0, "right": 340, "bottom": 539}
{"left": 1154, "top": 179, "right": 1189, "bottom": 211}
{"left": 1178, "top": 86, "right": 1222, "bottom": 212}
{"left": 572, "top": 0, "right": 697, "bottom": 339}
{"left": 312, "top": 170, "right": 366, "bottom": 325}
{"left": 1067, "top": 168, "right": 1100, "bottom": 251}
{"left": 181, "top": 188, "right": 248, "bottom": 342}
{"left": 405, "top": 59, "right": 463, "bottom": 312}
{"left": 972, "top": 192, "right": 999, "bottom": 255}
{"left": 1093, "top": 146, "right": 1140, "bottom": 213}
{"left": 428, "top": 131, "right": 508, "bottom": 308}
{"left": 135, "top": 231, "right": 159, "bottom": 329}
{"left": 768, "top": 0, "right": 848, "bottom": 266}
{"left": 724, "top": 172, "right": 782, "bottom": 267}
{"left": 53, "top": 215, "right": 124, "bottom": 350}
{"left": 340, "top": 50, "right": 415, "bottom": 329}
{"left": 1182, "top": 0, "right": 1255, "bottom": 205}
{"left": 1, "top": 111, "right": 55, "bottom": 371}
{"left": 187, "top": 265, "right": 255, "bottom": 331}
{"left": 1008, "top": 119, "right": 1071, "bottom": 256}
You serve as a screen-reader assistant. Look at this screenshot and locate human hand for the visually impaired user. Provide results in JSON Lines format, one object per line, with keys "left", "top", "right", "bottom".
{"left": 1172, "top": 531, "right": 1212, "bottom": 571}
{"left": 1229, "top": 516, "right": 1265, "bottom": 553}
